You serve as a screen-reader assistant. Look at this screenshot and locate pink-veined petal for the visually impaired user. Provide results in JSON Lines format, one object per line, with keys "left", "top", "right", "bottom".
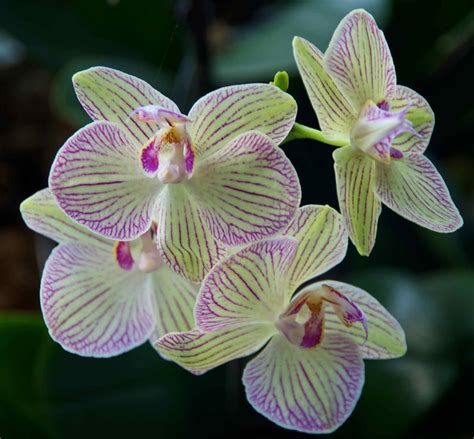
{"left": 195, "top": 238, "right": 298, "bottom": 333}
{"left": 154, "top": 184, "right": 227, "bottom": 283}
{"left": 188, "top": 84, "right": 297, "bottom": 157}
{"left": 283, "top": 205, "right": 348, "bottom": 291}
{"left": 73, "top": 66, "right": 180, "bottom": 145}
{"left": 375, "top": 153, "right": 463, "bottom": 232}
{"left": 243, "top": 333, "right": 364, "bottom": 434}
{"left": 293, "top": 36, "right": 356, "bottom": 139}
{"left": 155, "top": 325, "right": 275, "bottom": 374}
{"left": 333, "top": 147, "right": 381, "bottom": 256}
{"left": 148, "top": 265, "right": 199, "bottom": 342}
{"left": 20, "top": 188, "right": 109, "bottom": 248}
{"left": 325, "top": 9, "right": 396, "bottom": 111}
{"left": 390, "top": 85, "right": 435, "bottom": 153}
{"left": 41, "top": 242, "right": 154, "bottom": 357}
{"left": 190, "top": 131, "right": 301, "bottom": 246}
{"left": 49, "top": 121, "right": 160, "bottom": 241}
{"left": 304, "top": 280, "right": 406, "bottom": 359}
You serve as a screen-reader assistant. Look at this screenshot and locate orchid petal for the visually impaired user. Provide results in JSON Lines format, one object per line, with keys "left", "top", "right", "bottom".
{"left": 375, "top": 153, "right": 463, "bottom": 232}
{"left": 325, "top": 9, "right": 396, "bottom": 111}
{"left": 292, "top": 36, "right": 356, "bottom": 139}
{"left": 148, "top": 266, "right": 199, "bottom": 342}
{"left": 243, "top": 333, "right": 364, "bottom": 433}
{"left": 73, "top": 66, "right": 180, "bottom": 145}
{"left": 155, "top": 325, "right": 275, "bottom": 375}
{"left": 154, "top": 184, "right": 226, "bottom": 283}
{"left": 20, "top": 188, "right": 109, "bottom": 248}
{"left": 49, "top": 121, "right": 160, "bottom": 241}
{"left": 390, "top": 85, "right": 434, "bottom": 153}
{"left": 195, "top": 238, "right": 298, "bottom": 333}
{"left": 305, "top": 281, "right": 406, "bottom": 359}
{"left": 283, "top": 205, "right": 348, "bottom": 292}
{"left": 41, "top": 242, "right": 154, "bottom": 357}
{"left": 333, "top": 147, "right": 381, "bottom": 256}
{"left": 190, "top": 131, "right": 301, "bottom": 246}
{"left": 188, "top": 84, "right": 296, "bottom": 157}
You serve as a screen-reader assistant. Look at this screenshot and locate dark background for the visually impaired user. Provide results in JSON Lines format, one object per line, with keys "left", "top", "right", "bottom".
{"left": 0, "top": 0, "right": 473, "bottom": 438}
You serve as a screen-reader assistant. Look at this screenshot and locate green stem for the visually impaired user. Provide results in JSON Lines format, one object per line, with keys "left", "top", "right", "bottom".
{"left": 283, "top": 123, "right": 349, "bottom": 147}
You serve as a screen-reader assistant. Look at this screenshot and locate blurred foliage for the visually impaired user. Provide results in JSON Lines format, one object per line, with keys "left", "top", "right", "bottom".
{"left": 214, "top": 0, "right": 389, "bottom": 82}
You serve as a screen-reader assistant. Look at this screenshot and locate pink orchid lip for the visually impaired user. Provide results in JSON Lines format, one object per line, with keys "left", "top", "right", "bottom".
{"left": 113, "top": 224, "right": 162, "bottom": 273}
{"left": 276, "top": 284, "right": 368, "bottom": 349}
{"left": 114, "top": 241, "right": 134, "bottom": 271}
{"left": 351, "top": 100, "right": 418, "bottom": 163}
{"left": 132, "top": 104, "right": 195, "bottom": 184}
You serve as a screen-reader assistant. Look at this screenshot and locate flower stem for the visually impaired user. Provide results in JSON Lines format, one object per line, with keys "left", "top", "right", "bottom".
{"left": 283, "top": 123, "right": 349, "bottom": 147}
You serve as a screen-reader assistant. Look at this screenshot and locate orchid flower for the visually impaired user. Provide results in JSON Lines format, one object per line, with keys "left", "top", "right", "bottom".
{"left": 20, "top": 189, "right": 198, "bottom": 357}
{"left": 155, "top": 205, "right": 406, "bottom": 433}
{"left": 293, "top": 9, "right": 463, "bottom": 256}
{"left": 49, "top": 67, "right": 300, "bottom": 281}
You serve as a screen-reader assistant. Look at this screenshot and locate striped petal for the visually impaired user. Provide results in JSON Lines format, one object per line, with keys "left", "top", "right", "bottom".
{"left": 195, "top": 238, "right": 298, "bottom": 333}
{"left": 375, "top": 153, "right": 463, "bottom": 232}
{"left": 190, "top": 131, "right": 301, "bottom": 246}
{"left": 333, "top": 147, "right": 381, "bottom": 256}
{"left": 154, "top": 184, "right": 226, "bottom": 283}
{"left": 73, "top": 66, "right": 180, "bottom": 145}
{"left": 300, "top": 281, "right": 406, "bottom": 359}
{"left": 390, "top": 85, "right": 434, "bottom": 153}
{"left": 20, "top": 188, "right": 109, "bottom": 248}
{"left": 155, "top": 325, "right": 275, "bottom": 374}
{"left": 50, "top": 121, "right": 160, "bottom": 241}
{"left": 41, "top": 242, "right": 154, "bottom": 357}
{"left": 148, "top": 266, "right": 199, "bottom": 342}
{"left": 188, "top": 84, "right": 297, "bottom": 158}
{"left": 325, "top": 9, "right": 396, "bottom": 111}
{"left": 283, "top": 205, "right": 348, "bottom": 292}
{"left": 243, "top": 333, "right": 364, "bottom": 433}
{"left": 292, "top": 36, "right": 356, "bottom": 139}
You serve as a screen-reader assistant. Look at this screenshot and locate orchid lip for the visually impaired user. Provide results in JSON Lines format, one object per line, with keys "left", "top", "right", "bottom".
{"left": 113, "top": 226, "right": 163, "bottom": 273}
{"left": 351, "top": 100, "right": 417, "bottom": 163}
{"left": 276, "top": 284, "right": 368, "bottom": 349}
{"left": 139, "top": 125, "right": 195, "bottom": 184}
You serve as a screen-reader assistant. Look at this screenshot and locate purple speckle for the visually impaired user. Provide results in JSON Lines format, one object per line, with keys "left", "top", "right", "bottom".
{"left": 389, "top": 147, "right": 404, "bottom": 159}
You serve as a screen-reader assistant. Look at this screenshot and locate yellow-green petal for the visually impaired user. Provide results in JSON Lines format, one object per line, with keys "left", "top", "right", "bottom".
{"left": 148, "top": 266, "right": 199, "bottom": 343}
{"left": 293, "top": 36, "right": 355, "bottom": 139}
{"left": 325, "top": 9, "right": 396, "bottom": 111}
{"left": 333, "top": 147, "right": 381, "bottom": 256}
{"left": 188, "top": 84, "right": 297, "bottom": 158}
{"left": 243, "top": 333, "right": 364, "bottom": 433}
{"left": 154, "top": 184, "right": 226, "bottom": 283}
{"left": 283, "top": 205, "right": 348, "bottom": 292}
{"left": 155, "top": 325, "right": 274, "bottom": 374}
{"left": 390, "top": 85, "right": 435, "bottom": 154}
{"left": 73, "top": 66, "right": 180, "bottom": 146}
{"left": 375, "top": 153, "right": 463, "bottom": 232}
{"left": 195, "top": 238, "right": 298, "bottom": 332}
{"left": 20, "top": 188, "right": 110, "bottom": 248}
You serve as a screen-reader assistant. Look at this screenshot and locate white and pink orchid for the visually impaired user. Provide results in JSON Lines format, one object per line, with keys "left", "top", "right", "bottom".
{"left": 293, "top": 9, "right": 463, "bottom": 255}
{"left": 49, "top": 67, "right": 301, "bottom": 281}
{"left": 21, "top": 189, "right": 198, "bottom": 357}
{"left": 156, "top": 206, "right": 406, "bottom": 433}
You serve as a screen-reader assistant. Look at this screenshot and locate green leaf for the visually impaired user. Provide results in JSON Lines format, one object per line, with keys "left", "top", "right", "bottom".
{"left": 0, "top": 313, "right": 56, "bottom": 439}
